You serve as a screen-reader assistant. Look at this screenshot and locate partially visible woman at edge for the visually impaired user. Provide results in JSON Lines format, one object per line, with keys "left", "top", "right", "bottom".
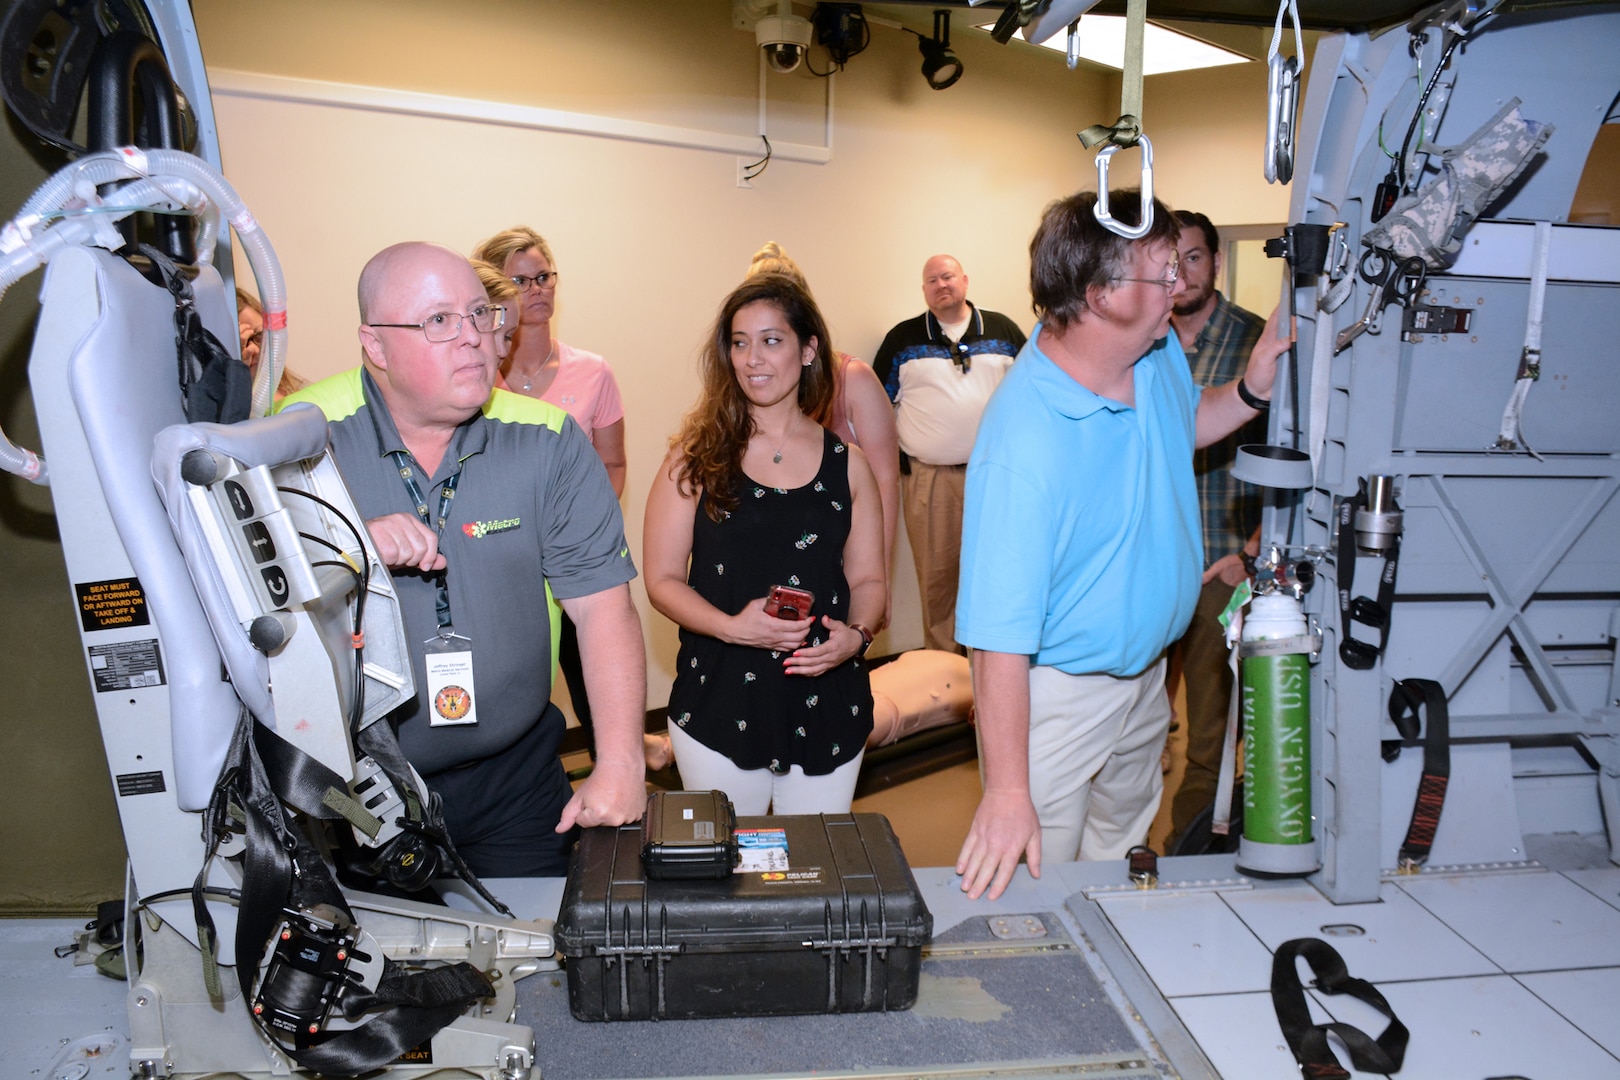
{"left": 236, "top": 288, "right": 307, "bottom": 400}
{"left": 471, "top": 229, "right": 662, "bottom": 767}
{"left": 745, "top": 241, "right": 900, "bottom": 631}
{"left": 469, "top": 259, "right": 521, "bottom": 365}
{"left": 644, "top": 274, "right": 885, "bottom": 814}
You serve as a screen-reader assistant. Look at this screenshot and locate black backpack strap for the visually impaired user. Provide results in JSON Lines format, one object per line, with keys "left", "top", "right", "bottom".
{"left": 1388, "top": 678, "right": 1452, "bottom": 870}
{"left": 1336, "top": 483, "right": 1401, "bottom": 671}
{"left": 134, "top": 242, "right": 252, "bottom": 424}
{"left": 1272, "top": 938, "right": 1410, "bottom": 1079}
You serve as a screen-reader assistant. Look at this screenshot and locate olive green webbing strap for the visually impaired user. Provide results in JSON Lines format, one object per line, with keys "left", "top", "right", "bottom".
{"left": 1078, "top": 0, "right": 1147, "bottom": 149}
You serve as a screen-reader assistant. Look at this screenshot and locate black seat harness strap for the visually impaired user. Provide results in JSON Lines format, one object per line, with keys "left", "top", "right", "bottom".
{"left": 1386, "top": 677, "right": 1452, "bottom": 870}
{"left": 1336, "top": 485, "right": 1401, "bottom": 670}
{"left": 195, "top": 707, "right": 493, "bottom": 1076}
{"left": 1271, "top": 937, "right": 1410, "bottom": 1079}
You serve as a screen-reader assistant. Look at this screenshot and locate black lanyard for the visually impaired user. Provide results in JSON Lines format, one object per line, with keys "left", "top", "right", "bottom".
{"left": 390, "top": 450, "right": 460, "bottom": 629}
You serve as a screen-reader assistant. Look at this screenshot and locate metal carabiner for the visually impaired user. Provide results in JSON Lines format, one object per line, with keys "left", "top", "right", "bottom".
{"left": 1093, "top": 134, "right": 1155, "bottom": 240}
{"left": 1264, "top": 52, "right": 1300, "bottom": 184}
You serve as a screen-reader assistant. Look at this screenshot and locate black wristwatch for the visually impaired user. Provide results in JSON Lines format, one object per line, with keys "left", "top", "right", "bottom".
{"left": 848, "top": 623, "right": 874, "bottom": 659}
{"left": 1237, "top": 378, "right": 1270, "bottom": 411}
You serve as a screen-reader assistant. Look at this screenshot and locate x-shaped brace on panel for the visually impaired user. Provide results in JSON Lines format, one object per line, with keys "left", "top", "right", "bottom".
{"left": 1427, "top": 473, "right": 1620, "bottom": 714}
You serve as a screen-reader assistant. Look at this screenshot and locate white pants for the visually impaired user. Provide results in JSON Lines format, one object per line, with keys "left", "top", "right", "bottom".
{"left": 1025, "top": 658, "right": 1171, "bottom": 861}
{"left": 667, "top": 725, "right": 866, "bottom": 815}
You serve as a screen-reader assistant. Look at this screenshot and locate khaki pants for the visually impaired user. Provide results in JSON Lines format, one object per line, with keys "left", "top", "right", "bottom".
{"left": 1169, "top": 578, "right": 1240, "bottom": 841}
{"left": 902, "top": 460, "right": 968, "bottom": 655}
{"left": 1024, "top": 659, "right": 1171, "bottom": 861}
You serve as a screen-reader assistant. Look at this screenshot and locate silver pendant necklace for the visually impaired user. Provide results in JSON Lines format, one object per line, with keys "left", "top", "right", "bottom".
{"left": 769, "top": 411, "right": 800, "bottom": 464}
{"left": 515, "top": 343, "right": 556, "bottom": 393}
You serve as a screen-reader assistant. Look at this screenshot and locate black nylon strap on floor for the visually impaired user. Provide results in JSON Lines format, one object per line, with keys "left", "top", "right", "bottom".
{"left": 1388, "top": 678, "right": 1452, "bottom": 867}
{"left": 1336, "top": 488, "right": 1401, "bottom": 671}
{"left": 1272, "top": 938, "right": 1409, "bottom": 1079}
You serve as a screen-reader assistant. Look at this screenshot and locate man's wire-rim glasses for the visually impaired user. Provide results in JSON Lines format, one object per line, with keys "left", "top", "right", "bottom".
{"left": 367, "top": 304, "right": 506, "bottom": 342}
{"left": 1113, "top": 252, "right": 1180, "bottom": 290}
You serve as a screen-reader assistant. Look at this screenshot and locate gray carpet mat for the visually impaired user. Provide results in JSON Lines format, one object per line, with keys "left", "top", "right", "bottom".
{"left": 516, "top": 912, "right": 1154, "bottom": 1078}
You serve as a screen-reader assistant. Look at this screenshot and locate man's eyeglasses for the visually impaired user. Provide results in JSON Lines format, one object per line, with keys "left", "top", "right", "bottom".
{"left": 1113, "top": 253, "right": 1180, "bottom": 291}
{"left": 510, "top": 271, "right": 560, "bottom": 291}
{"left": 366, "top": 304, "right": 505, "bottom": 342}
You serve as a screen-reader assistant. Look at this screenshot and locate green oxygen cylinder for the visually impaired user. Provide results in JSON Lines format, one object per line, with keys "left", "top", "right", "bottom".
{"left": 1237, "top": 591, "right": 1320, "bottom": 876}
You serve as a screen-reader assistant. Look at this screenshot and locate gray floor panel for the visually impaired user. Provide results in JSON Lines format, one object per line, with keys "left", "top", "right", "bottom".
{"left": 516, "top": 946, "right": 1153, "bottom": 1079}
{"left": 2, "top": 918, "right": 127, "bottom": 1080}
{"left": 1515, "top": 966, "right": 1620, "bottom": 1058}
{"left": 1095, "top": 891, "right": 1273, "bottom": 997}
{"left": 1220, "top": 879, "right": 1498, "bottom": 983}
{"left": 1394, "top": 869, "right": 1620, "bottom": 972}
{"left": 1323, "top": 974, "right": 1620, "bottom": 1079}
{"left": 1171, "top": 990, "right": 1386, "bottom": 1080}
{"left": 1566, "top": 865, "right": 1620, "bottom": 912}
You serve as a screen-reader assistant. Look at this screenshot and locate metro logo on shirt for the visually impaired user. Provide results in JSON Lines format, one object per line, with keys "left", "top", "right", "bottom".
{"left": 462, "top": 517, "right": 522, "bottom": 539}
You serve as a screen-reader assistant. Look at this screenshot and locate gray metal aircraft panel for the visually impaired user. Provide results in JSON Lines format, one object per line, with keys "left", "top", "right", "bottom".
{"left": 1220, "top": 879, "right": 1498, "bottom": 982}
{"left": 1335, "top": 975, "right": 1620, "bottom": 1078}
{"left": 1094, "top": 892, "right": 1274, "bottom": 996}
{"left": 1394, "top": 869, "right": 1620, "bottom": 971}
{"left": 1172, "top": 991, "right": 1355, "bottom": 1080}
{"left": 1514, "top": 968, "right": 1620, "bottom": 1058}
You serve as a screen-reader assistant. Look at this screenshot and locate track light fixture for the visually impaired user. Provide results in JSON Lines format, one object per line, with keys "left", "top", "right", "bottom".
{"left": 916, "top": 10, "right": 963, "bottom": 90}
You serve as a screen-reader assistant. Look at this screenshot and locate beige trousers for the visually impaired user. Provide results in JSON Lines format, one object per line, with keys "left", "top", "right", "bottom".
{"left": 901, "top": 460, "right": 968, "bottom": 655}
{"left": 1025, "top": 659, "right": 1171, "bottom": 861}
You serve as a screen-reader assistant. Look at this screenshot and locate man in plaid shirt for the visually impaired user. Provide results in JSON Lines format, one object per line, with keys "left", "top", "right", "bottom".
{"left": 1167, "top": 211, "right": 1268, "bottom": 845}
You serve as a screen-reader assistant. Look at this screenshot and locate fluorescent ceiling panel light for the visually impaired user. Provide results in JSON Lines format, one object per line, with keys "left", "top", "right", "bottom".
{"left": 980, "top": 16, "right": 1250, "bottom": 75}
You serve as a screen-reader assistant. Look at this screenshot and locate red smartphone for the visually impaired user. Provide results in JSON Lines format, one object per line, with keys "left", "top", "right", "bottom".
{"left": 763, "top": 585, "right": 814, "bottom": 621}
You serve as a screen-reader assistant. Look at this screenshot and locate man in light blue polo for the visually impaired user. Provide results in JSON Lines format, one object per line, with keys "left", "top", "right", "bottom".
{"left": 953, "top": 191, "right": 1290, "bottom": 900}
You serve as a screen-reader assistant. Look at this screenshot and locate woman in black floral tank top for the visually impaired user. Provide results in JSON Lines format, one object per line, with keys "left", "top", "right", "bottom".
{"left": 644, "top": 275, "right": 885, "bottom": 814}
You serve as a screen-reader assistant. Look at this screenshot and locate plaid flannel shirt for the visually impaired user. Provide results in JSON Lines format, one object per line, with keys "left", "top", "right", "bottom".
{"left": 1184, "top": 294, "right": 1267, "bottom": 565}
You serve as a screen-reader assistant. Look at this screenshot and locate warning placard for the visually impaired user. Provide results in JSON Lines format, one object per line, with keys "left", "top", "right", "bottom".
{"left": 75, "top": 577, "right": 151, "bottom": 632}
{"left": 116, "top": 771, "right": 167, "bottom": 797}
{"left": 88, "top": 639, "right": 166, "bottom": 693}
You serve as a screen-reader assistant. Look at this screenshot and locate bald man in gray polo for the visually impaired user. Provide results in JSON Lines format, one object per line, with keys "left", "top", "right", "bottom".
{"left": 279, "top": 241, "right": 646, "bottom": 877}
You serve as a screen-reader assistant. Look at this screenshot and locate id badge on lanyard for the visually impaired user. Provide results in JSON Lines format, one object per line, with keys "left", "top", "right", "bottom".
{"left": 425, "top": 630, "right": 477, "bottom": 727}
{"left": 391, "top": 450, "right": 476, "bottom": 725}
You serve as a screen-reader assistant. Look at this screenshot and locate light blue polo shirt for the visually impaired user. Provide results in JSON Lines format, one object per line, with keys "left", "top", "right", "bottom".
{"left": 956, "top": 325, "right": 1203, "bottom": 677}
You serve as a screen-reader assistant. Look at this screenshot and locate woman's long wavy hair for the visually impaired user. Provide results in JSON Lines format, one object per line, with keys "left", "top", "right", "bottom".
{"left": 674, "top": 274, "right": 836, "bottom": 521}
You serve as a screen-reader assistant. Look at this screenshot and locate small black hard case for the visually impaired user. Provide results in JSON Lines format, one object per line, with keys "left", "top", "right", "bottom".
{"left": 554, "top": 812, "right": 933, "bottom": 1021}
{"left": 640, "top": 789, "right": 737, "bottom": 880}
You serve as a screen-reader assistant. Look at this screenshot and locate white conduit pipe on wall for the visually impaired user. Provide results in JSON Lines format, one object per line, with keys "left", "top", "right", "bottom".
{"left": 210, "top": 68, "right": 835, "bottom": 166}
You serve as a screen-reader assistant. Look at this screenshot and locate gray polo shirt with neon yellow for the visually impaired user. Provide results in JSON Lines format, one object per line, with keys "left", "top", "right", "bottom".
{"left": 277, "top": 368, "right": 636, "bottom": 775}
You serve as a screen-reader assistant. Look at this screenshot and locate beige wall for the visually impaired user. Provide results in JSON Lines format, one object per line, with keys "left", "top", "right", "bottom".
{"left": 189, "top": 0, "right": 1289, "bottom": 710}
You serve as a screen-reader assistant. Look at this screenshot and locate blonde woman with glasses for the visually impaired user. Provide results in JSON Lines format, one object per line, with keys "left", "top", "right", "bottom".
{"left": 473, "top": 227, "right": 658, "bottom": 766}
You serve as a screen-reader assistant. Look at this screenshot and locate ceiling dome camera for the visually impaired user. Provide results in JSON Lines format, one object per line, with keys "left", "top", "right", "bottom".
{"left": 764, "top": 39, "right": 807, "bottom": 73}
{"left": 756, "top": 8, "right": 812, "bottom": 74}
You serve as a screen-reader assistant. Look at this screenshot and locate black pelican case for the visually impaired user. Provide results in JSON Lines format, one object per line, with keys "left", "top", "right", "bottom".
{"left": 640, "top": 789, "right": 737, "bottom": 880}
{"left": 554, "top": 812, "right": 933, "bottom": 1021}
